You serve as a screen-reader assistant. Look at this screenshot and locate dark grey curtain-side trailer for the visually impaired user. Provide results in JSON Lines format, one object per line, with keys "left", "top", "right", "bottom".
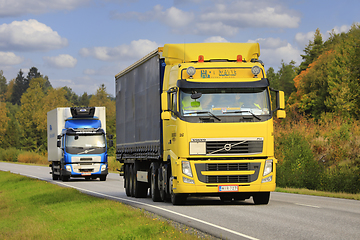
{"left": 115, "top": 49, "right": 166, "bottom": 199}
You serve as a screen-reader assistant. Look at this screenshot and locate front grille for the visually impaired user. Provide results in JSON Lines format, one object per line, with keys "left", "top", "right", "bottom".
{"left": 207, "top": 163, "right": 249, "bottom": 171}
{"left": 208, "top": 175, "right": 249, "bottom": 183}
{"left": 195, "top": 162, "right": 261, "bottom": 184}
{"left": 206, "top": 140, "right": 263, "bottom": 155}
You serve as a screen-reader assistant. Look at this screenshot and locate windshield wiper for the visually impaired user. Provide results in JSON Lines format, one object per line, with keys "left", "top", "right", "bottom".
{"left": 77, "top": 148, "right": 96, "bottom": 155}
{"left": 223, "top": 110, "right": 261, "bottom": 121}
{"left": 191, "top": 111, "right": 221, "bottom": 122}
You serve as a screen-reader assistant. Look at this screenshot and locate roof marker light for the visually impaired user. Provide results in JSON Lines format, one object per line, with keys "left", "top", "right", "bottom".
{"left": 237, "top": 55, "right": 242, "bottom": 62}
{"left": 198, "top": 55, "right": 204, "bottom": 62}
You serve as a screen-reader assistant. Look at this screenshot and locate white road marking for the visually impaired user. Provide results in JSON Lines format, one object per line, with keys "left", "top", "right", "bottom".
{"left": 295, "top": 203, "right": 320, "bottom": 208}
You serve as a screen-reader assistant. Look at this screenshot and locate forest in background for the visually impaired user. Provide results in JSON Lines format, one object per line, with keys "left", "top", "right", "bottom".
{"left": 0, "top": 24, "right": 359, "bottom": 193}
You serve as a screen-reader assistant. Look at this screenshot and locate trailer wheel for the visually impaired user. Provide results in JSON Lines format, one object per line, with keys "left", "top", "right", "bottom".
{"left": 129, "top": 164, "right": 135, "bottom": 197}
{"left": 253, "top": 192, "right": 270, "bottom": 205}
{"left": 51, "top": 164, "right": 59, "bottom": 180}
{"left": 150, "top": 163, "right": 161, "bottom": 202}
{"left": 125, "top": 164, "right": 131, "bottom": 197}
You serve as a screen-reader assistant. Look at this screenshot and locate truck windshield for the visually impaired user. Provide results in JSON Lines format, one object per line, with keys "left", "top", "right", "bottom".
{"left": 179, "top": 88, "right": 271, "bottom": 121}
{"left": 65, "top": 134, "right": 106, "bottom": 154}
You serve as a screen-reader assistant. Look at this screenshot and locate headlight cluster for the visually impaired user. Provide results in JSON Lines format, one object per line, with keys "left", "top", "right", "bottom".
{"left": 263, "top": 159, "right": 273, "bottom": 176}
{"left": 101, "top": 164, "right": 107, "bottom": 171}
{"left": 182, "top": 161, "right": 194, "bottom": 184}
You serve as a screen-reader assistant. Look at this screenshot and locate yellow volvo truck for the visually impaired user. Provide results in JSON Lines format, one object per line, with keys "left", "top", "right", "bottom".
{"left": 115, "top": 43, "right": 285, "bottom": 205}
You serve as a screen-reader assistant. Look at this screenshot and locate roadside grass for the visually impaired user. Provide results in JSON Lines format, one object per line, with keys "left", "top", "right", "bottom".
{"left": 276, "top": 187, "right": 360, "bottom": 201}
{"left": 0, "top": 171, "right": 205, "bottom": 240}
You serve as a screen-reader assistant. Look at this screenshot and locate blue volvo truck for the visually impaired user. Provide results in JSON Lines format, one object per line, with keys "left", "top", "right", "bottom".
{"left": 47, "top": 107, "right": 112, "bottom": 181}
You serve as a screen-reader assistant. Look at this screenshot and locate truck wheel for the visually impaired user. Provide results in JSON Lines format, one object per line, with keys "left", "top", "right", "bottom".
{"left": 150, "top": 163, "right": 161, "bottom": 202}
{"left": 129, "top": 164, "right": 135, "bottom": 197}
{"left": 170, "top": 178, "right": 187, "bottom": 205}
{"left": 62, "top": 175, "right": 70, "bottom": 182}
{"left": 159, "top": 165, "right": 166, "bottom": 202}
{"left": 125, "top": 164, "right": 131, "bottom": 197}
{"left": 99, "top": 175, "right": 106, "bottom": 181}
{"left": 253, "top": 192, "right": 270, "bottom": 205}
{"left": 51, "top": 165, "right": 59, "bottom": 180}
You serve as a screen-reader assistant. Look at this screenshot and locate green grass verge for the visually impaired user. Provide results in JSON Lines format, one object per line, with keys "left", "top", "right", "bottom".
{"left": 276, "top": 187, "right": 360, "bottom": 201}
{"left": 0, "top": 171, "right": 206, "bottom": 240}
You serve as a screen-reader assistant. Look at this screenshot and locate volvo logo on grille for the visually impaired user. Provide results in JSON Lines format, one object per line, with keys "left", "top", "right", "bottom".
{"left": 224, "top": 143, "right": 232, "bottom": 151}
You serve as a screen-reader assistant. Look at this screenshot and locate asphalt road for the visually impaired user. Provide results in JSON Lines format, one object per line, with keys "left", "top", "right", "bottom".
{"left": 1, "top": 162, "right": 360, "bottom": 240}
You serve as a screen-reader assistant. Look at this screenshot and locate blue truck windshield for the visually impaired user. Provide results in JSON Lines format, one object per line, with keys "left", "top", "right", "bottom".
{"left": 179, "top": 88, "right": 271, "bottom": 120}
{"left": 65, "top": 134, "right": 106, "bottom": 154}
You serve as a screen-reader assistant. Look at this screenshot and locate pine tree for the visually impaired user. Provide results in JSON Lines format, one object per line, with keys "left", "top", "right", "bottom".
{"left": 0, "top": 70, "right": 7, "bottom": 101}
{"left": 11, "top": 70, "right": 27, "bottom": 105}
{"left": 298, "top": 28, "right": 324, "bottom": 74}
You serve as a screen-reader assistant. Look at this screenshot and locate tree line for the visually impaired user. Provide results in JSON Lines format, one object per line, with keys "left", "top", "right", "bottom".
{"left": 268, "top": 24, "right": 360, "bottom": 193}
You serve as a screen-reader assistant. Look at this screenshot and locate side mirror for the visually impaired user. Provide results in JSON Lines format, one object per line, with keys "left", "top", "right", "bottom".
{"left": 57, "top": 140, "right": 61, "bottom": 148}
{"left": 270, "top": 88, "right": 286, "bottom": 119}
{"left": 276, "top": 91, "right": 286, "bottom": 119}
{"left": 161, "top": 92, "right": 168, "bottom": 111}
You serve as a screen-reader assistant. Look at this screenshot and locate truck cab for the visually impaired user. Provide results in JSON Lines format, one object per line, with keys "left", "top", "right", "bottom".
{"left": 48, "top": 107, "right": 112, "bottom": 181}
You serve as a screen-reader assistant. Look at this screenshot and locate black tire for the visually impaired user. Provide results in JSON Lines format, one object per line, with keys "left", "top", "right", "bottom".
{"left": 151, "top": 163, "right": 161, "bottom": 202}
{"left": 159, "top": 165, "right": 166, "bottom": 202}
{"left": 51, "top": 164, "right": 59, "bottom": 180}
{"left": 220, "top": 195, "right": 233, "bottom": 203}
{"left": 129, "top": 164, "right": 135, "bottom": 197}
{"left": 125, "top": 164, "right": 131, "bottom": 197}
{"left": 99, "top": 175, "right": 106, "bottom": 181}
{"left": 253, "top": 192, "right": 270, "bottom": 205}
{"left": 170, "top": 179, "right": 187, "bottom": 205}
{"left": 62, "top": 175, "right": 69, "bottom": 182}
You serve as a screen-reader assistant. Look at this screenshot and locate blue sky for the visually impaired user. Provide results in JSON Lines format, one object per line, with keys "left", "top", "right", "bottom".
{"left": 0, "top": 0, "right": 359, "bottom": 97}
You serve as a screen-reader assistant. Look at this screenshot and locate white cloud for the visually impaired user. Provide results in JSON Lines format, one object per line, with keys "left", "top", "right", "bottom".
{"left": 111, "top": 1, "right": 300, "bottom": 36}
{"left": 84, "top": 69, "right": 96, "bottom": 75}
{"left": 261, "top": 43, "right": 302, "bottom": 68}
{"left": 204, "top": 36, "right": 229, "bottom": 43}
{"left": 43, "top": 54, "right": 77, "bottom": 68}
{"left": 194, "top": 22, "right": 239, "bottom": 36}
{"left": 0, "top": 0, "right": 90, "bottom": 17}
{"left": 0, "top": 19, "right": 68, "bottom": 51}
{"left": 0, "top": 52, "right": 24, "bottom": 65}
{"left": 200, "top": 3, "right": 300, "bottom": 29}
{"left": 295, "top": 31, "right": 315, "bottom": 48}
{"left": 249, "top": 37, "right": 288, "bottom": 49}
{"left": 80, "top": 39, "right": 159, "bottom": 61}
{"left": 111, "top": 4, "right": 194, "bottom": 28}
{"left": 331, "top": 24, "right": 351, "bottom": 34}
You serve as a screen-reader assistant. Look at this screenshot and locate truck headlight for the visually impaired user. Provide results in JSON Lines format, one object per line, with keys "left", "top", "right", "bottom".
{"left": 182, "top": 161, "right": 193, "bottom": 177}
{"left": 263, "top": 159, "right": 273, "bottom": 176}
{"left": 65, "top": 165, "right": 71, "bottom": 172}
{"left": 101, "top": 165, "right": 107, "bottom": 171}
